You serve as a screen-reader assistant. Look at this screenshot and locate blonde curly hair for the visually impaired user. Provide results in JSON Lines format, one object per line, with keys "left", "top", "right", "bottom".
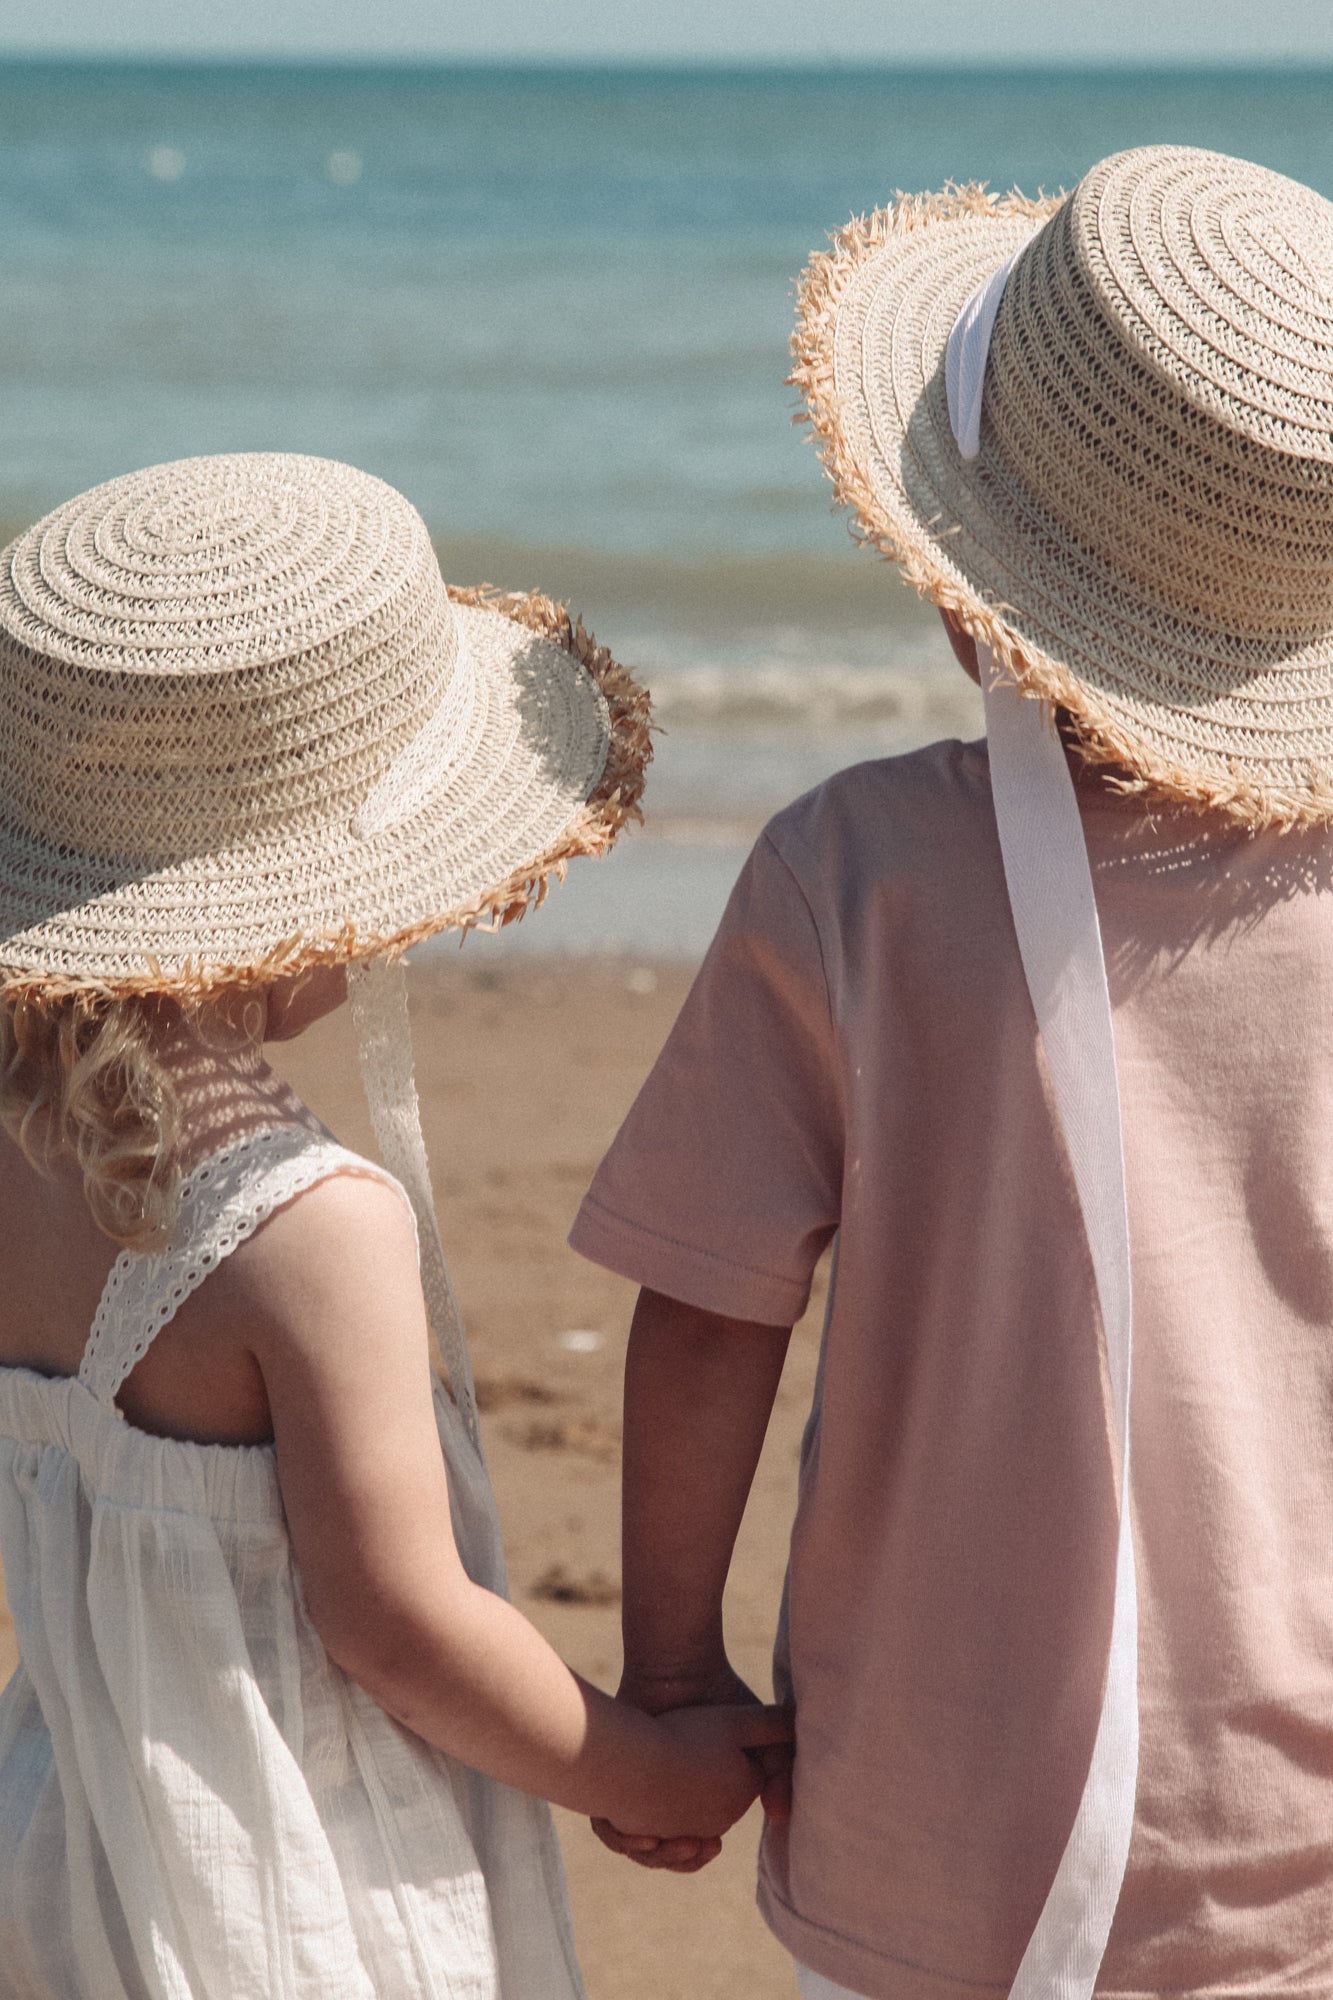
{"left": 0, "top": 992, "right": 181, "bottom": 1250}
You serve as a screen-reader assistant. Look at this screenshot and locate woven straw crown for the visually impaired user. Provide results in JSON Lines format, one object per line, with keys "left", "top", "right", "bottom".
{"left": 793, "top": 144, "right": 1333, "bottom": 826}
{"left": 0, "top": 454, "right": 649, "bottom": 992}
{"left": 2, "top": 456, "right": 459, "bottom": 856}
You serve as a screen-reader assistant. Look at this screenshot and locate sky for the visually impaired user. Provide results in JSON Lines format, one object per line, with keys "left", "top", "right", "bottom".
{"left": 2, "top": 0, "right": 1333, "bottom": 66}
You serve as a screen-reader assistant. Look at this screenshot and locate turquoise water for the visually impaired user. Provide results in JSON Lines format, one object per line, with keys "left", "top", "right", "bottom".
{"left": 3, "top": 62, "right": 1332, "bottom": 558}
{"left": 2, "top": 61, "right": 1330, "bottom": 951}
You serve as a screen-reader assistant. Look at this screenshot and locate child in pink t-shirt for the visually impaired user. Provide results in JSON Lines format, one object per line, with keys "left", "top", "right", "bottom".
{"left": 571, "top": 145, "right": 1333, "bottom": 2000}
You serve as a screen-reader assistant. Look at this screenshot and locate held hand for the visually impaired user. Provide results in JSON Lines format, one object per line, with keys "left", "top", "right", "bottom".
{"left": 645, "top": 1698, "right": 793, "bottom": 1836}
{"left": 592, "top": 1667, "right": 794, "bottom": 1872}
{"left": 626, "top": 1663, "right": 795, "bottom": 1831}
{"left": 600, "top": 1699, "right": 791, "bottom": 1870}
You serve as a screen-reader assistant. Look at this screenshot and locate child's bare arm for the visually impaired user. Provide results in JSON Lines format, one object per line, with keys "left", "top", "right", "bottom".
{"left": 593, "top": 1285, "right": 793, "bottom": 1869}
{"left": 619, "top": 1285, "right": 792, "bottom": 1704}
{"left": 241, "top": 1177, "right": 790, "bottom": 1836}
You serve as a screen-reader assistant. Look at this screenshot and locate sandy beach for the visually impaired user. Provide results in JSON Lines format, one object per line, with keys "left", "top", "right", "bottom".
{"left": 0, "top": 953, "right": 824, "bottom": 1999}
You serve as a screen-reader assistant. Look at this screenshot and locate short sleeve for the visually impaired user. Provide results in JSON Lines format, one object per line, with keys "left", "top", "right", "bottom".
{"left": 569, "top": 830, "right": 842, "bottom": 1325}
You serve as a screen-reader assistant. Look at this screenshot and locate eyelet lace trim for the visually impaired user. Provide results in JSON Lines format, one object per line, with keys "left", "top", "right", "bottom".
{"left": 78, "top": 1125, "right": 402, "bottom": 1412}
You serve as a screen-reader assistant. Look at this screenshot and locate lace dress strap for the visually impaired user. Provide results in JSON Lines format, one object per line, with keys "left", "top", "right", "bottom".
{"left": 78, "top": 1124, "right": 404, "bottom": 1413}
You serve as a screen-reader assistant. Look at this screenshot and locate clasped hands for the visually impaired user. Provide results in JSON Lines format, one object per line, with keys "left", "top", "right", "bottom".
{"left": 592, "top": 1663, "right": 794, "bottom": 1874}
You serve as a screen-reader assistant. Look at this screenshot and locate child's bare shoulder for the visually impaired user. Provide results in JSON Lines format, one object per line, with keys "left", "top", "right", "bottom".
{"left": 203, "top": 1162, "right": 419, "bottom": 1341}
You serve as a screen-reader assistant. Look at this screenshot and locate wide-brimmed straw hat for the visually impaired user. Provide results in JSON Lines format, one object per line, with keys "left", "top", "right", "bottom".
{"left": 0, "top": 452, "right": 650, "bottom": 996}
{"left": 791, "top": 143, "right": 1333, "bottom": 828}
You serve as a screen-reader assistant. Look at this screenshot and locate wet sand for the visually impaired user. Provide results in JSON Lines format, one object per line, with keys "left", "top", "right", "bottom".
{"left": 0, "top": 954, "right": 826, "bottom": 1999}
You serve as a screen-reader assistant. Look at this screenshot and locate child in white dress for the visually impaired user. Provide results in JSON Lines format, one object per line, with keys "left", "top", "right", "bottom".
{"left": 0, "top": 453, "right": 789, "bottom": 1999}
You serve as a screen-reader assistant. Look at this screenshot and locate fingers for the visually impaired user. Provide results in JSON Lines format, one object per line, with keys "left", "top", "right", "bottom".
{"left": 651, "top": 1840, "right": 722, "bottom": 1873}
{"left": 729, "top": 1701, "right": 795, "bottom": 1750}
{"left": 747, "top": 1735, "right": 794, "bottom": 1823}
{"left": 589, "top": 1820, "right": 722, "bottom": 1871}
{"left": 630, "top": 1836, "right": 722, "bottom": 1872}
{"left": 759, "top": 1761, "right": 793, "bottom": 1824}
{"left": 590, "top": 1819, "right": 667, "bottom": 1859}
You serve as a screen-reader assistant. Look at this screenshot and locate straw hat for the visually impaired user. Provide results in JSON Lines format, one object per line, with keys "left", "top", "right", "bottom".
{"left": 791, "top": 144, "right": 1333, "bottom": 828}
{"left": 0, "top": 452, "right": 650, "bottom": 995}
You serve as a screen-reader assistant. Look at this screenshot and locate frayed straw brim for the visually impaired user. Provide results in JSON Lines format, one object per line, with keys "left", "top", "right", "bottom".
{"left": 0, "top": 586, "right": 650, "bottom": 1002}
{"left": 792, "top": 168, "right": 1333, "bottom": 829}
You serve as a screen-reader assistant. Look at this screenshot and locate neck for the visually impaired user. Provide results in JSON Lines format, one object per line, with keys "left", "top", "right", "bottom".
{"left": 148, "top": 996, "right": 319, "bottom": 1170}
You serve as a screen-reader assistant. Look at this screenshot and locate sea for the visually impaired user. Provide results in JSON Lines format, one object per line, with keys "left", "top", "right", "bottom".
{"left": 2, "top": 59, "right": 1331, "bottom": 956}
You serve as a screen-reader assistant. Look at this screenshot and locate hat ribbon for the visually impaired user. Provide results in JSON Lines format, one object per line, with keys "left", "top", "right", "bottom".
{"left": 944, "top": 239, "right": 1030, "bottom": 460}
{"left": 947, "top": 267, "right": 1139, "bottom": 2000}
{"left": 348, "top": 955, "right": 483, "bottom": 1456}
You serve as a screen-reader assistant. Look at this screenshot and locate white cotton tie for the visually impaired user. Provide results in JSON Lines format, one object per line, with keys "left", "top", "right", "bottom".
{"left": 944, "top": 242, "right": 1030, "bottom": 461}
{"left": 348, "top": 955, "right": 482, "bottom": 1453}
{"left": 983, "top": 659, "right": 1137, "bottom": 1998}
{"left": 944, "top": 237, "right": 1138, "bottom": 1997}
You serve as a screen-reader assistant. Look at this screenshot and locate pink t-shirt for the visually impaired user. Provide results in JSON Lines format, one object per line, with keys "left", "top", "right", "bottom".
{"left": 570, "top": 736, "right": 1333, "bottom": 2000}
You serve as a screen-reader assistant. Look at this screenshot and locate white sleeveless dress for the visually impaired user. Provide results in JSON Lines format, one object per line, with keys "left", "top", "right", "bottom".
{"left": 0, "top": 1123, "right": 585, "bottom": 2000}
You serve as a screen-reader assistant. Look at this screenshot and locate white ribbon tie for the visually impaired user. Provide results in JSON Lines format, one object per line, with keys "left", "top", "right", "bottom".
{"left": 946, "top": 245, "right": 1139, "bottom": 2000}
{"left": 348, "top": 956, "right": 483, "bottom": 1453}
{"left": 944, "top": 241, "right": 1029, "bottom": 460}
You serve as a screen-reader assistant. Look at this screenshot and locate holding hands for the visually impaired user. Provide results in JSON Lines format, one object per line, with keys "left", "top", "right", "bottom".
{"left": 594, "top": 1663, "right": 794, "bottom": 1874}
{"left": 595, "top": 1287, "right": 801, "bottom": 1872}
